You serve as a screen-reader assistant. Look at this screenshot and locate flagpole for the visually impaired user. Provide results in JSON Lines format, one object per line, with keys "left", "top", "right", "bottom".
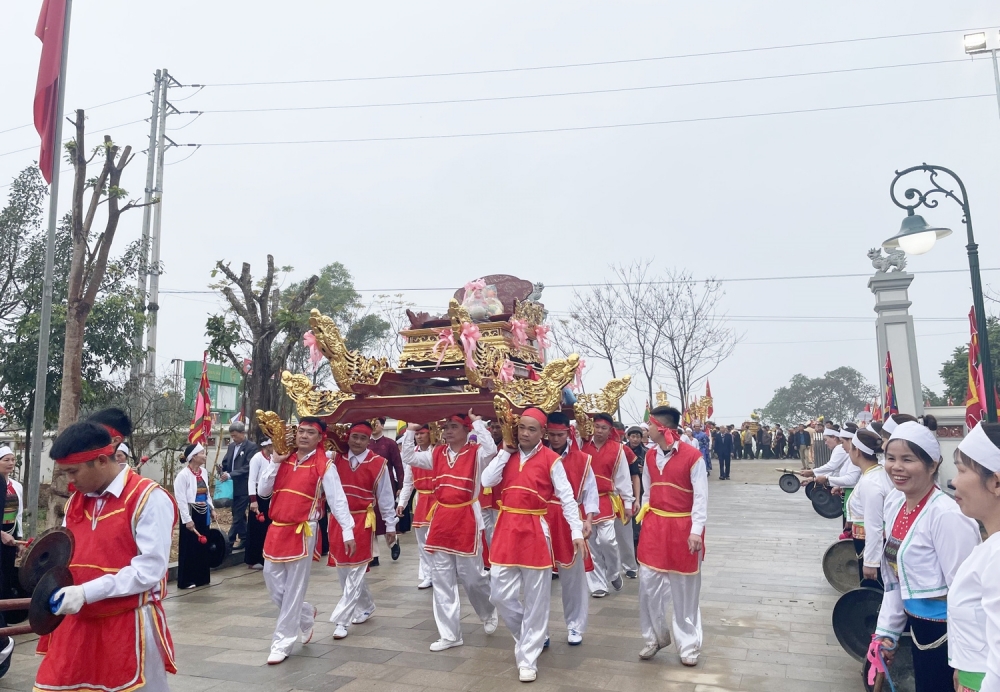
{"left": 26, "top": 0, "right": 72, "bottom": 540}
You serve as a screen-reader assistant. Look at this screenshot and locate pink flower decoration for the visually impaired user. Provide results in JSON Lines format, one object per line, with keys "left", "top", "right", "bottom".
{"left": 573, "top": 358, "right": 587, "bottom": 392}
{"left": 498, "top": 358, "right": 515, "bottom": 383}
{"left": 534, "top": 324, "right": 551, "bottom": 350}
{"left": 460, "top": 322, "right": 481, "bottom": 370}
{"left": 432, "top": 327, "right": 456, "bottom": 369}
{"left": 509, "top": 318, "right": 528, "bottom": 349}
{"left": 464, "top": 278, "right": 487, "bottom": 296}
{"left": 303, "top": 330, "right": 323, "bottom": 367}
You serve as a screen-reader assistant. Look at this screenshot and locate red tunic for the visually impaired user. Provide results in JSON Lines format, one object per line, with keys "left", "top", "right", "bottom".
{"left": 410, "top": 464, "right": 436, "bottom": 528}
{"left": 425, "top": 443, "right": 481, "bottom": 556}
{"left": 263, "top": 450, "right": 328, "bottom": 563}
{"left": 582, "top": 439, "right": 627, "bottom": 523}
{"left": 329, "top": 450, "right": 386, "bottom": 567}
{"left": 35, "top": 470, "right": 177, "bottom": 692}
{"left": 636, "top": 444, "right": 705, "bottom": 574}
{"left": 546, "top": 449, "right": 592, "bottom": 569}
{"left": 491, "top": 446, "right": 559, "bottom": 569}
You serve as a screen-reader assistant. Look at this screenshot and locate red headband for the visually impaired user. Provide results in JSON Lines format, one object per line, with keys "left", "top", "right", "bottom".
{"left": 348, "top": 424, "right": 371, "bottom": 437}
{"left": 546, "top": 423, "right": 570, "bottom": 432}
{"left": 448, "top": 414, "right": 471, "bottom": 428}
{"left": 521, "top": 408, "right": 547, "bottom": 428}
{"left": 54, "top": 443, "right": 116, "bottom": 465}
{"left": 648, "top": 417, "right": 680, "bottom": 445}
{"left": 101, "top": 425, "right": 124, "bottom": 440}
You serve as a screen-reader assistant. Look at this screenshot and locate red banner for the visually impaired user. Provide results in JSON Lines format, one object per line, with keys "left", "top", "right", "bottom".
{"left": 883, "top": 352, "right": 899, "bottom": 419}
{"left": 966, "top": 308, "right": 987, "bottom": 429}
{"left": 188, "top": 353, "right": 212, "bottom": 444}
{"left": 34, "top": 0, "right": 67, "bottom": 183}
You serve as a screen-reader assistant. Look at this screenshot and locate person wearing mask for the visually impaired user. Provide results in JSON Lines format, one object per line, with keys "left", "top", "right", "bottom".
{"left": 636, "top": 407, "right": 707, "bottom": 666}
{"left": 174, "top": 443, "right": 214, "bottom": 589}
{"left": 220, "top": 421, "right": 259, "bottom": 550}
{"left": 874, "top": 418, "right": 981, "bottom": 692}
{"left": 948, "top": 421, "right": 1000, "bottom": 692}
{"left": 245, "top": 439, "right": 275, "bottom": 570}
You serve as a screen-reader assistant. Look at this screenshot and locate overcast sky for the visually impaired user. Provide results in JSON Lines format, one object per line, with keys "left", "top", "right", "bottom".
{"left": 2, "top": 2, "right": 999, "bottom": 425}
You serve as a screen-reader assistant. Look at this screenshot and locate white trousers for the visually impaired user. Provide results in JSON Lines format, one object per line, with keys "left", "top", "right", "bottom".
{"left": 615, "top": 518, "right": 638, "bottom": 572}
{"left": 330, "top": 563, "right": 375, "bottom": 627}
{"left": 263, "top": 532, "right": 318, "bottom": 656}
{"left": 638, "top": 564, "right": 703, "bottom": 658}
{"left": 415, "top": 526, "right": 433, "bottom": 582}
{"left": 136, "top": 604, "right": 169, "bottom": 691}
{"left": 429, "top": 550, "right": 495, "bottom": 642}
{"left": 490, "top": 566, "right": 551, "bottom": 672}
{"left": 481, "top": 508, "right": 497, "bottom": 545}
{"left": 555, "top": 558, "right": 589, "bottom": 635}
{"left": 586, "top": 520, "right": 621, "bottom": 592}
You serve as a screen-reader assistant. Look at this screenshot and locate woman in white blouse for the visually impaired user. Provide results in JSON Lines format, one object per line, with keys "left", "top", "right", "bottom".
{"left": 244, "top": 439, "right": 273, "bottom": 570}
{"left": 845, "top": 428, "right": 893, "bottom": 588}
{"left": 948, "top": 421, "right": 1000, "bottom": 692}
{"left": 875, "top": 419, "right": 981, "bottom": 692}
{"left": 174, "top": 443, "right": 214, "bottom": 589}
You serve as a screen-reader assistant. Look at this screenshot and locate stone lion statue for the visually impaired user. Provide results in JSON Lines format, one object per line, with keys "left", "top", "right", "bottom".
{"left": 868, "top": 248, "right": 907, "bottom": 273}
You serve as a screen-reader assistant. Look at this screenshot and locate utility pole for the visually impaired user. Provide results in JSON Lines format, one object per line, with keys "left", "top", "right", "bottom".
{"left": 144, "top": 68, "right": 180, "bottom": 382}
{"left": 134, "top": 69, "right": 162, "bottom": 382}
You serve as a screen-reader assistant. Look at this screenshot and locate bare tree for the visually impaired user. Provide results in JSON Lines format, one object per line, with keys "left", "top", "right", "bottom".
{"left": 561, "top": 283, "right": 629, "bottom": 379}
{"left": 654, "top": 270, "right": 742, "bottom": 407}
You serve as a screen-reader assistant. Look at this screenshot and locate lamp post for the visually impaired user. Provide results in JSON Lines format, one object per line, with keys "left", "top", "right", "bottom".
{"left": 884, "top": 164, "right": 996, "bottom": 423}
{"left": 963, "top": 31, "right": 1000, "bottom": 122}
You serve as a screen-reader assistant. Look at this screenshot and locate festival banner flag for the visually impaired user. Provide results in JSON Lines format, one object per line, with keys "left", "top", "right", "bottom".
{"left": 871, "top": 396, "right": 882, "bottom": 422}
{"left": 34, "top": 0, "right": 68, "bottom": 184}
{"left": 883, "top": 352, "right": 899, "bottom": 419}
{"left": 188, "top": 353, "right": 212, "bottom": 444}
{"left": 642, "top": 400, "right": 650, "bottom": 423}
{"left": 704, "top": 381, "right": 714, "bottom": 420}
{"left": 966, "top": 308, "right": 988, "bottom": 429}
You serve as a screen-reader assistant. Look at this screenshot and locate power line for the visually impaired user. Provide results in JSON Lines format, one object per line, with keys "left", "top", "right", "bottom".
{"left": 198, "top": 59, "right": 969, "bottom": 114}
{"left": 183, "top": 93, "right": 995, "bottom": 147}
{"left": 742, "top": 331, "right": 965, "bottom": 345}
{"left": 200, "top": 26, "right": 993, "bottom": 86}
{"left": 0, "top": 117, "right": 150, "bottom": 159}
{"left": 0, "top": 91, "right": 150, "bottom": 137}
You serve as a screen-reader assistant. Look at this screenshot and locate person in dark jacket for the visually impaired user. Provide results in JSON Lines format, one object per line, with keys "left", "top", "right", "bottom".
{"left": 713, "top": 427, "right": 733, "bottom": 480}
{"left": 220, "top": 421, "right": 259, "bottom": 549}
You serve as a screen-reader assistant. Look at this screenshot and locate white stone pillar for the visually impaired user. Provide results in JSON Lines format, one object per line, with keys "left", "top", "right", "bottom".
{"left": 868, "top": 270, "right": 924, "bottom": 417}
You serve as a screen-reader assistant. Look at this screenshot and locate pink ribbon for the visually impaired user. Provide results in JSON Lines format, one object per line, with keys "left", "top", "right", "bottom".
{"left": 534, "top": 324, "right": 551, "bottom": 350}
{"left": 498, "top": 358, "right": 515, "bottom": 383}
{"left": 432, "top": 327, "right": 456, "bottom": 368}
{"left": 866, "top": 637, "right": 890, "bottom": 687}
{"left": 460, "top": 322, "right": 481, "bottom": 370}
{"left": 573, "top": 358, "right": 586, "bottom": 392}
{"left": 464, "top": 278, "right": 487, "bottom": 295}
{"left": 509, "top": 318, "right": 528, "bottom": 349}
{"left": 303, "top": 330, "right": 323, "bottom": 367}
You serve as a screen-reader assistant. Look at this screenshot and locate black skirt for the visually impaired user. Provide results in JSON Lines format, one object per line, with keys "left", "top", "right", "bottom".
{"left": 177, "top": 505, "right": 211, "bottom": 588}
{"left": 0, "top": 525, "right": 27, "bottom": 624}
{"left": 908, "top": 615, "right": 950, "bottom": 692}
{"left": 244, "top": 495, "right": 271, "bottom": 567}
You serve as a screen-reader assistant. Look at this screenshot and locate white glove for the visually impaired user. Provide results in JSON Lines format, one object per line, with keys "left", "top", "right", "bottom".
{"left": 50, "top": 585, "right": 86, "bottom": 616}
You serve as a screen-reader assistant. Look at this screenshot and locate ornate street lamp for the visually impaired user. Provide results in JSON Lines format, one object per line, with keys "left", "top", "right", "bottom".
{"left": 884, "top": 164, "right": 996, "bottom": 423}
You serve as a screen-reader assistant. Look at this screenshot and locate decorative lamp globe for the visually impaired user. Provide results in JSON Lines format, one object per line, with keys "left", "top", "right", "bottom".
{"left": 882, "top": 213, "right": 952, "bottom": 256}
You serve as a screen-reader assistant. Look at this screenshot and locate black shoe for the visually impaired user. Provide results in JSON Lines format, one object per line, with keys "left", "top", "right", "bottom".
{"left": 370, "top": 557, "right": 380, "bottom": 567}
{"left": 625, "top": 570, "right": 637, "bottom": 579}
{"left": 391, "top": 542, "right": 401, "bottom": 561}
{"left": 611, "top": 575, "right": 624, "bottom": 592}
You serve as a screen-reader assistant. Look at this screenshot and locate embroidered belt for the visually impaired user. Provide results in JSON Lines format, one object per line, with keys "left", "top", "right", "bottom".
{"left": 634, "top": 504, "right": 691, "bottom": 523}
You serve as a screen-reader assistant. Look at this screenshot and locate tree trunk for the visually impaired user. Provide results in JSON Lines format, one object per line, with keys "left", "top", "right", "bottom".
{"left": 58, "top": 305, "right": 87, "bottom": 429}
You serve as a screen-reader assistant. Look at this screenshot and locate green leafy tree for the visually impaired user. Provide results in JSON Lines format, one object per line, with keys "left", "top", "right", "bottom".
{"left": 939, "top": 317, "right": 1000, "bottom": 404}
{"left": 759, "top": 366, "right": 877, "bottom": 427}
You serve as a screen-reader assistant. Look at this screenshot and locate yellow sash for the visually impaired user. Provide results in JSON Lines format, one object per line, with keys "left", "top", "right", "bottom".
{"left": 425, "top": 498, "right": 476, "bottom": 522}
{"left": 634, "top": 504, "right": 692, "bottom": 524}
{"left": 271, "top": 519, "right": 314, "bottom": 537}
{"left": 499, "top": 506, "right": 547, "bottom": 516}
{"left": 601, "top": 492, "right": 627, "bottom": 522}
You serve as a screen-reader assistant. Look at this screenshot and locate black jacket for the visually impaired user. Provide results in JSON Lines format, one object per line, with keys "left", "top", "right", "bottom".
{"left": 221, "top": 439, "right": 259, "bottom": 497}
{"left": 713, "top": 431, "right": 733, "bottom": 455}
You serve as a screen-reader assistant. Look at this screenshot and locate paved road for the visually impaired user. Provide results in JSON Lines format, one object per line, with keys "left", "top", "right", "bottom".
{"left": 0, "top": 461, "right": 864, "bottom": 691}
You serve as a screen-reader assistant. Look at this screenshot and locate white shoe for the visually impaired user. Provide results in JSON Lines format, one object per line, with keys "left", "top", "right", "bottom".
{"left": 266, "top": 651, "right": 287, "bottom": 665}
{"left": 518, "top": 667, "right": 537, "bottom": 682}
{"left": 332, "top": 625, "right": 348, "bottom": 640}
{"left": 429, "top": 638, "right": 464, "bottom": 652}
{"left": 484, "top": 609, "right": 499, "bottom": 635}
{"left": 251, "top": 563, "right": 264, "bottom": 571}
{"left": 300, "top": 606, "right": 318, "bottom": 644}
{"left": 567, "top": 629, "right": 582, "bottom": 645}
{"left": 417, "top": 578, "right": 433, "bottom": 589}
{"left": 351, "top": 605, "right": 375, "bottom": 624}
{"left": 591, "top": 589, "right": 608, "bottom": 598}
{"left": 681, "top": 654, "right": 699, "bottom": 667}
{"left": 639, "top": 643, "right": 661, "bottom": 660}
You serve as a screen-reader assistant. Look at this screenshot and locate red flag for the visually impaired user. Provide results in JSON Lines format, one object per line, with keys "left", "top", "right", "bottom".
{"left": 966, "top": 308, "right": 988, "bottom": 429}
{"left": 188, "top": 353, "right": 212, "bottom": 445}
{"left": 704, "top": 381, "right": 714, "bottom": 420}
{"left": 34, "top": 0, "right": 68, "bottom": 184}
{"left": 871, "top": 397, "right": 882, "bottom": 423}
{"left": 883, "top": 352, "right": 899, "bottom": 418}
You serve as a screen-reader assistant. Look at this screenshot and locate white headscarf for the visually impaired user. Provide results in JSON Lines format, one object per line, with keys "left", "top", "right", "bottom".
{"left": 117, "top": 443, "right": 130, "bottom": 458}
{"left": 186, "top": 442, "right": 205, "bottom": 463}
{"left": 888, "top": 421, "right": 940, "bottom": 462}
{"left": 882, "top": 415, "right": 899, "bottom": 435}
{"left": 851, "top": 432, "right": 875, "bottom": 457}
{"left": 958, "top": 422, "right": 1000, "bottom": 473}
{"left": 0, "top": 446, "right": 12, "bottom": 459}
